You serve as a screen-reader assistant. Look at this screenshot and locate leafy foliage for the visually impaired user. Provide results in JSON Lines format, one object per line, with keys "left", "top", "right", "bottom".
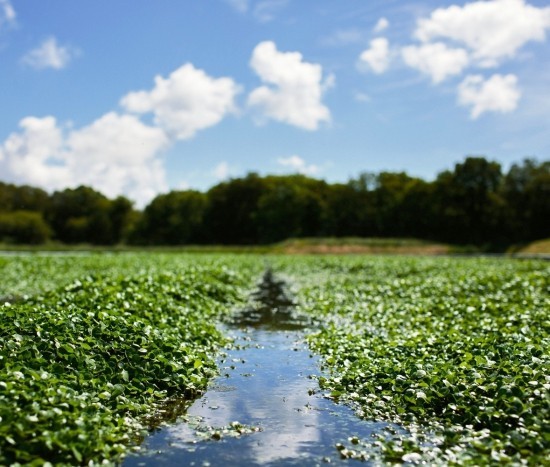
{"left": 1, "top": 157, "right": 548, "bottom": 248}
{"left": 130, "top": 190, "right": 207, "bottom": 245}
{"left": 0, "top": 254, "right": 260, "bottom": 465}
{"left": 48, "top": 187, "right": 135, "bottom": 245}
{"left": 0, "top": 211, "right": 52, "bottom": 244}
{"left": 281, "top": 256, "right": 550, "bottom": 464}
{"left": 1, "top": 254, "right": 548, "bottom": 465}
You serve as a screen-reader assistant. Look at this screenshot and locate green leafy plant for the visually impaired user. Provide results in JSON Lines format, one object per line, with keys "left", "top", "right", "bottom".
{"left": 0, "top": 254, "right": 261, "bottom": 464}
{"left": 281, "top": 256, "right": 549, "bottom": 464}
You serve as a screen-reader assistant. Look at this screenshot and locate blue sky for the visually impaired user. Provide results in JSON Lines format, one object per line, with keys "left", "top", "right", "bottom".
{"left": 0, "top": 0, "right": 549, "bottom": 206}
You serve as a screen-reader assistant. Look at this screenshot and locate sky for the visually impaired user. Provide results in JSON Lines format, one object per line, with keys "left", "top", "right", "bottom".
{"left": 0, "top": 0, "right": 549, "bottom": 206}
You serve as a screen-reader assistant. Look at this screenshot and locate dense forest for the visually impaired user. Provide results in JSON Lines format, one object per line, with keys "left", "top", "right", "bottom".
{"left": 0, "top": 157, "right": 548, "bottom": 249}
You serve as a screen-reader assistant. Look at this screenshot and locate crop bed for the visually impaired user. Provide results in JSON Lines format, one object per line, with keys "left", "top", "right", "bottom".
{"left": 0, "top": 254, "right": 261, "bottom": 464}
{"left": 278, "top": 256, "right": 550, "bottom": 464}
{"left": 0, "top": 253, "right": 548, "bottom": 465}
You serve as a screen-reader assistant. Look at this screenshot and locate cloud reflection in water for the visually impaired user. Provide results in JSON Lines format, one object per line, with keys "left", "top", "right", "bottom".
{"left": 126, "top": 328, "right": 392, "bottom": 466}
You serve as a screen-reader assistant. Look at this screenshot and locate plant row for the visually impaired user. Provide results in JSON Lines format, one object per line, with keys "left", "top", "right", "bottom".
{"left": 2, "top": 254, "right": 548, "bottom": 464}
{"left": 0, "top": 255, "right": 260, "bottom": 465}
{"left": 279, "top": 256, "right": 550, "bottom": 464}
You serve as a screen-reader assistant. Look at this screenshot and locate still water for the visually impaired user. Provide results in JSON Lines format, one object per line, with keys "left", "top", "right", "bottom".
{"left": 125, "top": 271, "right": 394, "bottom": 466}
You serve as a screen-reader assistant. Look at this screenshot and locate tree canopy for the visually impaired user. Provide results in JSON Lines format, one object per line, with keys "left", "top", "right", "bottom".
{"left": 0, "top": 157, "right": 548, "bottom": 248}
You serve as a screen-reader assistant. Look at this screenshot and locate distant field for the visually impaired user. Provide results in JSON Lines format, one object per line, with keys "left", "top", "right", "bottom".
{"left": 273, "top": 237, "right": 451, "bottom": 255}
{"left": 519, "top": 238, "right": 550, "bottom": 254}
{"left": 0, "top": 236, "right": 451, "bottom": 255}
{"left": 0, "top": 253, "right": 548, "bottom": 464}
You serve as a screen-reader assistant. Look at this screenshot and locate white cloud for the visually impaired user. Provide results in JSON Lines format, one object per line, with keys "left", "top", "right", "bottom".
{"left": 457, "top": 74, "right": 521, "bottom": 118}
{"left": 354, "top": 92, "right": 371, "bottom": 103}
{"left": 358, "top": 38, "right": 390, "bottom": 74}
{"left": 178, "top": 180, "right": 190, "bottom": 190}
{"left": 248, "top": 41, "right": 332, "bottom": 131}
{"left": 390, "top": 1, "right": 549, "bottom": 116}
{"left": 66, "top": 113, "right": 169, "bottom": 204}
{"left": 0, "top": 116, "right": 68, "bottom": 187}
{"left": 212, "top": 161, "right": 231, "bottom": 180}
{"left": 1, "top": 60, "right": 242, "bottom": 205}
{"left": 224, "top": 0, "right": 288, "bottom": 21}
{"left": 224, "top": 0, "right": 249, "bottom": 13}
{"left": 121, "top": 63, "right": 240, "bottom": 140}
{"left": 0, "top": 0, "right": 15, "bottom": 29}
{"left": 21, "top": 37, "right": 77, "bottom": 70}
{"left": 253, "top": 0, "right": 288, "bottom": 23}
{"left": 322, "top": 28, "right": 364, "bottom": 47}
{"left": 401, "top": 42, "right": 470, "bottom": 83}
{"left": 373, "top": 17, "right": 389, "bottom": 33}
{"left": 0, "top": 113, "right": 169, "bottom": 207}
{"left": 277, "top": 155, "right": 319, "bottom": 176}
{"left": 414, "top": 0, "right": 550, "bottom": 67}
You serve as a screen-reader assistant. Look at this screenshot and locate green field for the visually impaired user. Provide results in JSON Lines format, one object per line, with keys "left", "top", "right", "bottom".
{"left": 1, "top": 253, "right": 548, "bottom": 465}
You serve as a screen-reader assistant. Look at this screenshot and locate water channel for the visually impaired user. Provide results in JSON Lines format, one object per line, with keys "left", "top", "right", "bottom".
{"left": 125, "top": 270, "right": 394, "bottom": 466}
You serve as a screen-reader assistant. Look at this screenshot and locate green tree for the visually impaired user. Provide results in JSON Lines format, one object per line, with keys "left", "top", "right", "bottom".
{"left": 48, "top": 186, "right": 118, "bottom": 244}
{"left": 131, "top": 190, "right": 207, "bottom": 244}
{"left": 255, "top": 175, "right": 327, "bottom": 243}
{"left": 346, "top": 173, "right": 378, "bottom": 237}
{"left": 433, "top": 157, "right": 506, "bottom": 245}
{"left": 0, "top": 182, "right": 50, "bottom": 213}
{"left": 370, "top": 172, "right": 423, "bottom": 236}
{"left": 322, "top": 183, "right": 365, "bottom": 237}
{"left": 397, "top": 178, "right": 436, "bottom": 239}
{"left": 109, "top": 196, "right": 135, "bottom": 243}
{"left": 203, "top": 174, "right": 267, "bottom": 244}
{"left": 0, "top": 211, "right": 52, "bottom": 244}
{"left": 502, "top": 159, "right": 550, "bottom": 242}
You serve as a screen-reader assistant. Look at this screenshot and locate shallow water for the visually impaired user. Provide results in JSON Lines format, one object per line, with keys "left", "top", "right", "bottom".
{"left": 124, "top": 271, "right": 394, "bottom": 466}
{"left": 126, "top": 328, "right": 395, "bottom": 466}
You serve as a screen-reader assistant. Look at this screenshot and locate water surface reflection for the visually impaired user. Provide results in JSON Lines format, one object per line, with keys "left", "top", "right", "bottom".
{"left": 124, "top": 271, "right": 393, "bottom": 466}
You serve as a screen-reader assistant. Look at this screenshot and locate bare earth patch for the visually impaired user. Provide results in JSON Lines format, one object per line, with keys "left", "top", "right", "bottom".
{"left": 281, "top": 244, "right": 450, "bottom": 255}
{"left": 519, "top": 238, "right": 550, "bottom": 254}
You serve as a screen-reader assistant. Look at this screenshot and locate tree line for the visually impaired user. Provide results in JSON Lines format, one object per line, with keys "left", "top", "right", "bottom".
{"left": 0, "top": 156, "right": 548, "bottom": 249}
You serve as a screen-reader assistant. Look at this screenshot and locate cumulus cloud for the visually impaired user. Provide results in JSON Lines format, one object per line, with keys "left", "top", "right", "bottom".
{"left": 373, "top": 17, "right": 389, "bottom": 33}
{"left": 392, "top": 0, "right": 549, "bottom": 117}
{"left": 414, "top": 0, "right": 550, "bottom": 67}
{"left": 21, "top": 37, "right": 78, "bottom": 70}
{"left": 0, "top": 116, "right": 67, "bottom": 186}
{"left": 277, "top": 155, "right": 319, "bottom": 175}
{"left": 358, "top": 38, "right": 390, "bottom": 74}
{"left": 0, "top": 113, "right": 169, "bottom": 206}
{"left": 248, "top": 41, "right": 332, "bottom": 130}
{"left": 121, "top": 63, "right": 241, "bottom": 140}
{"left": 401, "top": 42, "right": 470, "bottom": 83}
{"left": 457, "top": 74, "right": 521, "bottom": 118}
{"left": 0, "top": 0, "right": 15, "bottom": 29}
{"left": 1, "top": 57, "right": 245, "bottom": 204}
{"left": 1, "top": 60, "right": 243, "bottom": 205}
